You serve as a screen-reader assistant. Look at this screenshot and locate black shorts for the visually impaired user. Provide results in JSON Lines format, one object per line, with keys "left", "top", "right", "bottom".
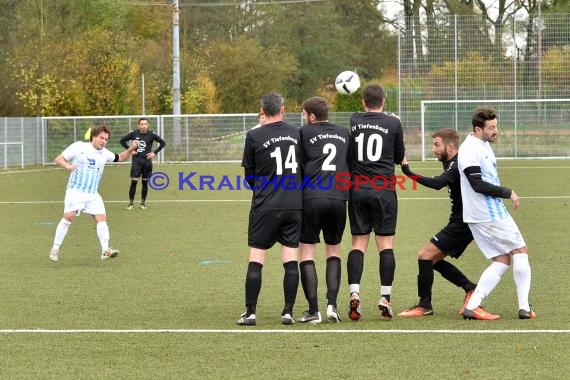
{"left": 300, "top": 198, "right": 347, "bottom": 245}
{"left": 130, "top": 158, "right": 153, "bottom": 179}
{"left": 348, "top": 188, "right": 397, "bottom": 236}
{"left": 430, "top": 221, "right": 474, "bottom": 258}
{"left": 248, "top": 209, "right": 302, "bottom": 250}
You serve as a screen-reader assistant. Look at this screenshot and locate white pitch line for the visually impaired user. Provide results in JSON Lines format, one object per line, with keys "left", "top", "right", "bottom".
{"left": 0, "top": 200, "right": 251, "bottom": 204}
{"left": 2, "top": 196, "right": 570, "bottom": 205}
{"left": 0, "top": 168, "right": 60, "bottom": 175}
{"left": 1, "top": 165, "right": 569, "bottom": 177}
{"left": 414, "top": 166, "right": 570, "bottom": 170}
{"left": 1, "top": 163, "right": 569, "bottom": 174}
{"left": 0, "top": 329, "right": 568, "bottom": 334}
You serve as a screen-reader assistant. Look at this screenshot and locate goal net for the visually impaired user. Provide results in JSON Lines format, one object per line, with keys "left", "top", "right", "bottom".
{"left": 420, "top": 99, "right": 570, "bottom": 160}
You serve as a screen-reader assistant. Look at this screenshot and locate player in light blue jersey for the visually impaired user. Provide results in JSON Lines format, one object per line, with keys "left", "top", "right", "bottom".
{"left": 458, "top": 107, "right": 534, "bottom": 320}
{"left": 49, "top": 125, "right": 138, "bottom": 263}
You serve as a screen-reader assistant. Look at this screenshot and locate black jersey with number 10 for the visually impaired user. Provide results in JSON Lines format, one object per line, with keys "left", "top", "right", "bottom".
{"left": 299, "top": 121, "right": 350, "bottom": 201}
{"left": 349, "top": 112, "right": 406, "bottom": 188}
{"left": 242, "top": 121, "right": 302, "bottom": 210}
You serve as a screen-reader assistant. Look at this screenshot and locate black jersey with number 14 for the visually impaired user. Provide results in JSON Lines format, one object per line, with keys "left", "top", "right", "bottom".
{"left": 242, "top": 121, "right": 302, "bottom": 210}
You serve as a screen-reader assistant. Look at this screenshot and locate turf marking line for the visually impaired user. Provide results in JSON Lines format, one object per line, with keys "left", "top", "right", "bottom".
{"left": 0, "top": 329, "right": 568, "bottom": 334}
{"left": 2, "top": 165, "right": 569, "bottom": 176}
{"left": 2, "top": 196, "right": 570, "bottom": 205}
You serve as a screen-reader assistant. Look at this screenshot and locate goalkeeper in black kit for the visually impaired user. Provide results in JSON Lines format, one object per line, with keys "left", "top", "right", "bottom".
{"left": 397, "top": 128, "right": 480, "bottom": 317}
{"left": 120, "top": 118, "right": 166, "bottom": 210}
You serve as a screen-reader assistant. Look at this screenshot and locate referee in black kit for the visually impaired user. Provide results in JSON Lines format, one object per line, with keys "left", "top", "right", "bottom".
{"left": 120, "top": 117, "right": 166, "bottom": 210}
{"left": 237, "top": 92, "right": 302, "bottom": 327}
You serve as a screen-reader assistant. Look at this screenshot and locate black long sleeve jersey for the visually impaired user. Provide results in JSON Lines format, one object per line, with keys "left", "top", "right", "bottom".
{"left": 401, "top": 154, "right": 464, "bottom": 224}
{"left": 120, "top": 130, "right": 166, "bottom": 160}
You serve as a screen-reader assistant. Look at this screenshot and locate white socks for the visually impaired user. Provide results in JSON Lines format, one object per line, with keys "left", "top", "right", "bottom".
{"left": 96, "top": 221, "right": 110, "bottom": 252}
{"left": 466, "top": 256, "right": 532, "bottom": 311}
{"left": 466, "top": 261, "right": 509, "bottom": 310}
{"left": 52, "top": 219, "right": 113, "bottom": 255}
{"left": 349, "top": 284, "right": 360, "bottom": 295}
{"left": 512, "top": 254, "right": 531, "bottom": 311}
{"left": 52, "top": 218, "right": 72, "bottom": 250}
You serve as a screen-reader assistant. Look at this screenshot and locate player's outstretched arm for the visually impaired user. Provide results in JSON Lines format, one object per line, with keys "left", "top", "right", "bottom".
{"left": 117, "top": 141, "right": 138, "bottom": 162}
{"left": 401, "top": 160, "right": 449, "bottom": 190}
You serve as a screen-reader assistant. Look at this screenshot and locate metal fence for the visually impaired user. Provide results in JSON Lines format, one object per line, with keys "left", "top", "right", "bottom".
{"left": 1, "top": 104, "right": 568, "bottom": 169}
{"left": 1, "top": 113, "right": 354, "bottom": 167}
{"left": 161, "top": 113, "right": 353, "bottom": 162}
{"left": 42, "top": 115, "right": 162, "bottom": 165}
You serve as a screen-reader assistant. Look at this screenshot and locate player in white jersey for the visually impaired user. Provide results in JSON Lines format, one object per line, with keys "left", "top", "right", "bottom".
{"left": 251, "top": 112, "right": 265, "bottom": 130}
{"left": 457, "top": 107, "right": 534, "bottom": 320}
{"left": 49, "top": 125, "right": 138, "bottom": 263}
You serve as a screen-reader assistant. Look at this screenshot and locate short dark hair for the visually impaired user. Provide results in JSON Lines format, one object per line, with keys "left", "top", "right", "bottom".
{"left": 139, "top": 117, "right": 149, "bottom": 124}
{"left": 302, "top": 96, "right": 329, "bottom": 121}
{"left": 362, "top": 84, "right": 385, "bottom": 109}
{"left": 261, "top": 92, "right": 284, "bottom": 117}
{"left": 90, "top": 124, "right": 111, "bottom": 141}
{"left": 472, "top": 107, "right": 497, "bottom": 131}
{"left": 432, "top": 128, "right": 459, "bottom": 149}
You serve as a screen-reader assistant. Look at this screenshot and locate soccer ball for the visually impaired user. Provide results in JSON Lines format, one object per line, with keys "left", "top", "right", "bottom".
{"left": 335, "top": 71, "right": 360, "bottom": 95}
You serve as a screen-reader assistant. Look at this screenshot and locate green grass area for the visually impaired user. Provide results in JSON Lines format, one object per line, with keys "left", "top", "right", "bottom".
{"left": 1, "top": 161, "right": 569, "bottom": 378}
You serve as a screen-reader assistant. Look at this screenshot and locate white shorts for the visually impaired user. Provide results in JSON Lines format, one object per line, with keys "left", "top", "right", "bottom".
{"left": 64, "top": 189, "right": 106, "bottom": 216}
{"left": 469, "top": 217, "right": 526, "bottom": 259}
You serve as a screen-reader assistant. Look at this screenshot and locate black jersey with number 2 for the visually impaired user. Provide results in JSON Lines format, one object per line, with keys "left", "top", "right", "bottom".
{"left": 242, "top": 121, "right": 302, "bottom": 211}
{"left": 299, "top": 121, "right": 350, "bottom": 201}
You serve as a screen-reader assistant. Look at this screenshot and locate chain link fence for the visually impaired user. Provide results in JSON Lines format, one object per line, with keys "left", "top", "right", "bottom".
{"left": 0, "top": 114, "right": 357, "bottom": 167}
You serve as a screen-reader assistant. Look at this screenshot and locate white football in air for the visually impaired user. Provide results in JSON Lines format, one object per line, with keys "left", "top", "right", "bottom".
{"left": 335, "top": 70, "right": 361, "bottom": 95}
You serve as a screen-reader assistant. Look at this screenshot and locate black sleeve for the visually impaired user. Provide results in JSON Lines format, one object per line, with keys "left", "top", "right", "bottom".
{"left": 244, "top": 167, "right": 255, "bottom": 188}
{"left": 393, "top": 123, "right": 406, "bottom": 165}
{"left": 241, "top": 134, "right": 254, "bottom": 169}
{"left": 463, "top": 166, "right": 512, "bottom": 198}
{"left": 119, "top": 132, "right": 133, "bottom": 149}
{"left": 153, "top": 134, "right": 166, "bottom": 154}
{"left": 113, "top": 153, "right": 119, "bottom": 163}
{"left": 401, "top": 164, "right": 450, "bottom": 190}
{"left": 347, "top": 137, "right": 354, "bottom": 173}
{"left": 242, "top": 134, "right": 255, "bottom": 188}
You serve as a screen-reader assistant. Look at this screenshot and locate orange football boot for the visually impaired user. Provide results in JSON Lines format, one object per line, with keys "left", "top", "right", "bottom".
{"left": 397, "top": 305, "right": 434, "bottom": 317}
{"left": 463, "top": 307, "right": 501, "bottom": 320}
